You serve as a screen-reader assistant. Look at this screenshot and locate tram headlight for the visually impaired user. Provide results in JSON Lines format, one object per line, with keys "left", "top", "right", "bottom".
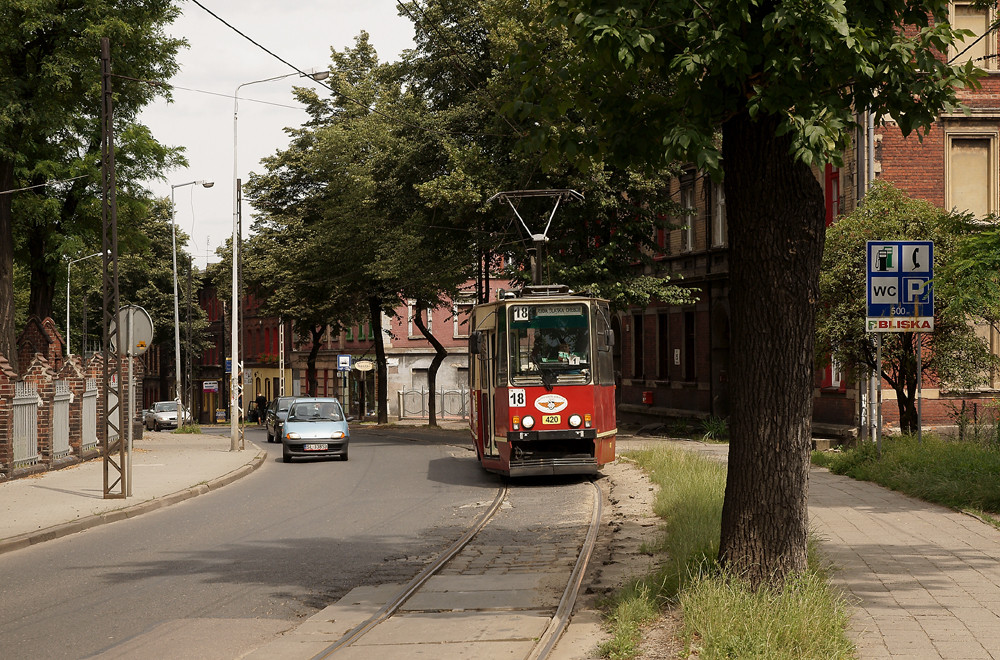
{"left": 522, "top": 415, "right": 536, "bottom": 430}
{"left": 568, "top": 414, "right": 583, "bottom": 428}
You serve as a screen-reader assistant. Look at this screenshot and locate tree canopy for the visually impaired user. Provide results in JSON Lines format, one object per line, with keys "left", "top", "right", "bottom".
{"left": 0, "top": 0, "right": 185, "bottom": 370}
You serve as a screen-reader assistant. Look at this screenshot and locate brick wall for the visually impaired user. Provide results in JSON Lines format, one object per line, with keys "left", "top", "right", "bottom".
{"left": 0, "top": 317, "right": 145, "bottom": 481}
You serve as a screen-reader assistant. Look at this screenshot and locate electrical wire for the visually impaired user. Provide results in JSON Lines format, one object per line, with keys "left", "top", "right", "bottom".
{"left": 0, "top": 175, "right": 89, "bottom": 195}
{"left": 190, "top": 0, "right": 515, "bottom": 140}
{"left": 113, "top": 74, "right": 303, "bottom": 110}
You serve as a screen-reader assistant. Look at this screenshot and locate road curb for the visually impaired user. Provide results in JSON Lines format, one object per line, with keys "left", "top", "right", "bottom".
{"left": 0, "top": 450, "right": 267, "bottom": 556}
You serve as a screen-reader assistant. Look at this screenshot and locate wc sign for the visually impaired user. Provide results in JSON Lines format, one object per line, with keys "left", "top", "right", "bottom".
{"left": 866, "top": 240, "right": 934, "bottom": 332}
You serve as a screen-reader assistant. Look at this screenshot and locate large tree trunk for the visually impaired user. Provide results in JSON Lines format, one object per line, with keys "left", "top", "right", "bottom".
{"left": 719, "top": 111, "right": 826, "bottom": 588}
{"left": 27, "top": 222, "right": 56, "bottom": 321}
{"left": 413, "top": 300, "right": 448, "bottom": 427}
{"left": 0, "top": 160, "right": 15, "bottom": 372}
{"left": 369, "top": 296, "right": 388, "bottom": 424}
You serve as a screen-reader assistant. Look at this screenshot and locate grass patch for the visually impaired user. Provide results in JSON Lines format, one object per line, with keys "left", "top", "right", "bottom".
{"left": 173, "top": 423, "right": 202, "bottom": 434}
{"left": 812, "top": 433, "right": 1000, "bottom": 514}
{"left": 599, "top": 447, "right": 853, "bottom": 659}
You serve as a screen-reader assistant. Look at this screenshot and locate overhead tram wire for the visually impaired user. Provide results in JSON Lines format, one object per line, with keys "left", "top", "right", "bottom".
{"left": 190, "top": 0, "right": 517, "bottom": 142}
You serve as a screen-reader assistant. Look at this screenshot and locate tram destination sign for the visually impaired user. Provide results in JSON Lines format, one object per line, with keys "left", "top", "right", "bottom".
{"left": 866, "top": 240, "right": 934, "bottom": 332}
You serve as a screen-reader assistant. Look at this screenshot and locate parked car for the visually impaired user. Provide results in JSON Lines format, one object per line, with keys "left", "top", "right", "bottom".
{"left": 144, "top": 400, "right": 191, "bottom": 431}
{"left": 280, "top": 397, "right": 350, "bottom": 463}
{"left": 264, "top": 395, "right": 297, "bottom": 443}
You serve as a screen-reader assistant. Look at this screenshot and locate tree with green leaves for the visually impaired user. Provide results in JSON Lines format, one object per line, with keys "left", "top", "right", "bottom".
{"left": 511, "top": 0, "right": 983, "bottom": 586}
{"left": 819, "top": 181, "right": 998, "bottom": 433}
{"left": 0, "top": 0, "right": 184, "bottom": 371}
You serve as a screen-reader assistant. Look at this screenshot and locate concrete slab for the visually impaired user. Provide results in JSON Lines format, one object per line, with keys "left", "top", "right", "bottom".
{"left": 421, "top": 573, "right": 547, "bottom": 592}
{"left": 331, "top": 640, "right": 536, "bottom": 659}
{"left": 402, "top": 588, "right": 557, "bottom": 611}
{"left": 352, "top": 611, "right": 551, "bottom": 646}
{"left": 90, "top": 617, "right": 292, "bottom": 660}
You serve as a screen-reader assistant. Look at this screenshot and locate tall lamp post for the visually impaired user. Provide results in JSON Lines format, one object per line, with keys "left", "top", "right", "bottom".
{"left": 231, "top": 68, "right": 329, "bottom": 451}
{"left": 65, "top": 251, "right": 103, "bottom": 356}
{"left": 171, "top": 180, "right": 214, "bottom": 421}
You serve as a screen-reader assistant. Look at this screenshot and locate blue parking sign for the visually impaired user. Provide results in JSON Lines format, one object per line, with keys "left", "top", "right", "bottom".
{"left": 866, "top": 240, "right": 934, "bottom": 332}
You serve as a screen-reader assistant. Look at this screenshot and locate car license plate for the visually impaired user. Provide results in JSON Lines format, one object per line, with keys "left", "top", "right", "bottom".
{"left": 303, "top": 443, "right": 328, "bottom": 451}
{"left": 542, "top": 415, "right": 560, "bottom": 425}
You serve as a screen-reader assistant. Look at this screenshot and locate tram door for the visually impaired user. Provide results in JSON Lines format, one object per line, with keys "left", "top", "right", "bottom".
{"left": 480, "top": 331, "right": 498, "bottom": 457}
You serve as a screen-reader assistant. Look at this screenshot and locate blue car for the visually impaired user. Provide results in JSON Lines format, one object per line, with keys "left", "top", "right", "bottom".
{"left": 281, "top": 397, "right": 350, "bottom": 463}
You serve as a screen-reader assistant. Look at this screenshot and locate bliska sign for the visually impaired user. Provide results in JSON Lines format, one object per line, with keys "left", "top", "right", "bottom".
{"left": 866, "top": 240, "right": 934, "bottom": 332}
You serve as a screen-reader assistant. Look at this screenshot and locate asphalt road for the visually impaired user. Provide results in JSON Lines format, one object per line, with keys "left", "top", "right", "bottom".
{"left": 0, "top": 425, "right": 500, "bottom": 660}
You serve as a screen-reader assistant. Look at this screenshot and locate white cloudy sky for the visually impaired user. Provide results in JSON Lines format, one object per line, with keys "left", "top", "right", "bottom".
{"left": 141, "top": 1, "right": 416, "bottom": 267}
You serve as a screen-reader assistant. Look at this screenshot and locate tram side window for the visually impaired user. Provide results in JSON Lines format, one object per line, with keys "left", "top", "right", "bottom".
{"left": 595, "top": 302, "right": 615, "bottom": 386}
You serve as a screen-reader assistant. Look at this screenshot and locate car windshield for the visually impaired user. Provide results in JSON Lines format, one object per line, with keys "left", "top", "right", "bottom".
{"left": 287, "top": 401, "right": 344, "bottom": 422}
{"left": 276, "top": 397, "right": 295, "bottom": 412}
{"left": 154, "top": 402, "right": 177, "bottom": 412}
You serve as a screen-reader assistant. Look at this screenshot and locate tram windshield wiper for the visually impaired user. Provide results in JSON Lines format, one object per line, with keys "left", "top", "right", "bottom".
{"left": 539, "top": 364, "right": 557, "bottom": 391}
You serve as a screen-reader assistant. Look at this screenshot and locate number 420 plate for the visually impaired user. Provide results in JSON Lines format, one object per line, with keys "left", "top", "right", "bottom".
{"left": 542, "top": 415, "right": 560, "bottom": 425}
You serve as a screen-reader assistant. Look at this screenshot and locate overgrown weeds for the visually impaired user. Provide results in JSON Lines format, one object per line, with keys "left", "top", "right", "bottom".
{"left": 599, "top": 447, "right": 853, "bottom": 659}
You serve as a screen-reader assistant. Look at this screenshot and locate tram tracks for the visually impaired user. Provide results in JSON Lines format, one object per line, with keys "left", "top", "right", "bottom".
{"left": 311, "top": 478, "right": 604, "bottom": 660}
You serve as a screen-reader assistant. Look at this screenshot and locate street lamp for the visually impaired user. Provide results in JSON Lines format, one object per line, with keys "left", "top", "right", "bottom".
{"left": 65, "top": 251, "right": 103, "bottom": 356}
{"left": 231, "top": 68, "right": 330, "bottom": 450}
{"left": 172, "top": 179, "right": 214, "bottom": 422}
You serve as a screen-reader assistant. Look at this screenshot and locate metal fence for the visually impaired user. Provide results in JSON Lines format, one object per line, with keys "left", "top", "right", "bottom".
{"left": 52, "top": 380, "right": 71, "bottom": 460}
{"left": 397, "top": 388, "right": 470, "bottom": 420}
{"left": 12, "top": 382, "right": 40, "bottom": 469}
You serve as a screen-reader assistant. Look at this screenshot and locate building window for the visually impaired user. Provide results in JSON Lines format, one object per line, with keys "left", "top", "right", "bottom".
{"left": 946, "top": 131, "right": 998, "bottom": 219}
{"left": 681, "top": 181, "right": 695, "bottom": 252}
{"left": 453, "top": 301, "right": 474, "bottom": 338}
{"left": 683, "top": 311, "right": 696, "bottom": 381}
{"left": 407, "top": 301, "right": 432, "bottom": 338}
{"left": 824, "top": 164, "right": 840, "bottom": 227}
{"left": 711, "top": 181, "right": 727, "bottom": 247}
{"left": 657, "top": 312, "right": 670, "bottom": 379}
{"left": 951, "top": 2, "right": 997, "bottom": 70}
{"left": 632, "top": 313, "right": 645, "bottom": 380}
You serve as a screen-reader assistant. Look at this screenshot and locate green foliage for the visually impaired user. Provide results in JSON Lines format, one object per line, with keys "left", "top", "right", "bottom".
{"left": 173, "top": 423, "right": 202, "bottom": 435}
{"left": 700, "top": 416, "right": 729, "bottom": 442}
{"left": 818, "top": 181, "right": 999, "bottom": 432}
{"left": 0, "top": 0, "right": 185, "bottom": 356}
{"left": 813, "top": 434, "right": 1000, "bottom": 513}
{"left": 512, "top": 0, "right": 982, "bottom": 175}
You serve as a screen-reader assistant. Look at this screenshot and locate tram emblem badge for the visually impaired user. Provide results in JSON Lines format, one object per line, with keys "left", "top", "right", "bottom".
{"left": 534, "top": 394, "right": 568, "bottom": 413}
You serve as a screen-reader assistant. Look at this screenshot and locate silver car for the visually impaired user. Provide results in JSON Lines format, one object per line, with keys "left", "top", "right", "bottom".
{"left": 144, "top": 401, "right": 191, "bottom": 431}
{"left": 281, "top": 397, "right": 350, "bottom": 463}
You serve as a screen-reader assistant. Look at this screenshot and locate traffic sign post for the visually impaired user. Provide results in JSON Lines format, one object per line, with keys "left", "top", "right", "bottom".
{"left": 866, "top": 240, "right": 934, "bottom": 451}
{"left": 866, "top": 240, "right": 934, "bottom": 331}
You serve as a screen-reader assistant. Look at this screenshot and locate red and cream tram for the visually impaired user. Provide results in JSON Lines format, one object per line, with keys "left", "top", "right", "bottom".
{"left": 468, "top": 284, "right": 617, "bottom": 476}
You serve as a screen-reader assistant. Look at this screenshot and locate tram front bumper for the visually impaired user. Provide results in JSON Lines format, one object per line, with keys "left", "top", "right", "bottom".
{"left": 505, "top": 428, "right": 600, "bottom": 477}
{"left": 507, "top": 429, "right": 598, "bottom": 442}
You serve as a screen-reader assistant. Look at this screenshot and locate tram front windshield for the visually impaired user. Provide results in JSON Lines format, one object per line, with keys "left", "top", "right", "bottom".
{"left": 508, "top": 303, "right": 591, "bottom": 386}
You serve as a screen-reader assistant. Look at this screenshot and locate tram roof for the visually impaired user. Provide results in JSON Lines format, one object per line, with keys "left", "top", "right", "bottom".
{"left": 494, "top": 284, "right": 606, "bottom": 302}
